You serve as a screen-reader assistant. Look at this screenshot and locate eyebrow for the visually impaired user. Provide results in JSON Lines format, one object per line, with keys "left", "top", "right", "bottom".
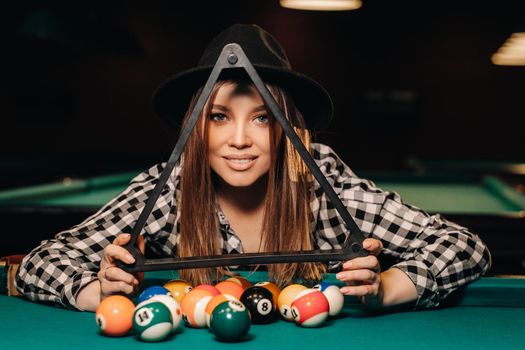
{"left": 211, "top": 104, "right": 267, "bottom": 113}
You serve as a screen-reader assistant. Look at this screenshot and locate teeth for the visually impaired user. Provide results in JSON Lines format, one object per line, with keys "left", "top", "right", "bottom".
{"left": 228, "top": 158, "right": 253, "bottom": 164}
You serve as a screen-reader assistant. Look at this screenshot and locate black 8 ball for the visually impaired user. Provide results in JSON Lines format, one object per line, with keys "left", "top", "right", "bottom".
{"left": 240, "top": 286, "right": 276, "bottom": 324}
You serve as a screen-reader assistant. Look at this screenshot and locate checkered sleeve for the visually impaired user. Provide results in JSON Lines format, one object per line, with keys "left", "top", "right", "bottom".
{"left": 374, "top": 192, "right": 491, "bottom": 309}
{"left": 15, "top": 163, "right": 179, "bottom": 309}
{"left": 311, "top": 143, "right": 491, "bottom": 309}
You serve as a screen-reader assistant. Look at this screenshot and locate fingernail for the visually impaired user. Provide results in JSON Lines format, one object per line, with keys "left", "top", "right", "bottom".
{"left": 344, "top": 261, "right": 352, "bottom": 269}
{"left": 346, "top": 287, "right": 357, "bottom": 295}
{"left": 336, "top": 273, "right": 344, "bottom": 280}
{"left": 364, "top": 241, "right": 371, "bottom": 249}
{"left": 133, "top": 279, "right": 139, "bottom": 285}
{"left": 126, "top": 254, "right": 134, "bottom": 263}
{"left": 122, "top": 233, "right": 130, "bottom": 238}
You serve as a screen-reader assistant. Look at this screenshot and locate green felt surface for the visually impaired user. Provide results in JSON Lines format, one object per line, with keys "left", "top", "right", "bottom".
{"left": 31, "top": 185, "right": 126, "bottom": 206}
{"left": 376, "top": 181, "right": 519, "bottom": 214}
{"left": 1, "top": 172, "right": 524, "bottom": 216}
{"left": 0, "top": 172, "right": 136, "bottom": 207}
{"left": 1, "top": 275, "right": 524, "bottom": 350}
{"left": 407, "top": 158, "right": 525, "bottom": 175}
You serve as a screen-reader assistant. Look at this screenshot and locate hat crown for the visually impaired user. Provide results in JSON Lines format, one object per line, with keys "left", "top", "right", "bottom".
{"left": 152, "top": 24, "right": 333, "bottom": 131}
{"left": 197, "top": 24, "right": 291, "bottom": 69}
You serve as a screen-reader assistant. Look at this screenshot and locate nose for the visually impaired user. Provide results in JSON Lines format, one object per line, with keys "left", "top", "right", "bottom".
{"left": 227, "top": 121, "right": 252, "bottom": 148}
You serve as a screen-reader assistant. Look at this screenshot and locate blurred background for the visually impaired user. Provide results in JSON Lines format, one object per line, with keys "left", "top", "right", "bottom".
{"left": 1, "top": 0, "right": 524, "bottom": 273}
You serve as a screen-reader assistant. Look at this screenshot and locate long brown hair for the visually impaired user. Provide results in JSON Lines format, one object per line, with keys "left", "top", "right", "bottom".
{"left": 178, "top": 78, "right": 326, "bottom": 286}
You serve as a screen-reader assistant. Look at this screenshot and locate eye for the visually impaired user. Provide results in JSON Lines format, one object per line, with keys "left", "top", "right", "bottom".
{"left": 254, "top": 114, "right": 269, "bottom": 124}
{"left": 210, "top": 113, "right": 227, "bottom": 122}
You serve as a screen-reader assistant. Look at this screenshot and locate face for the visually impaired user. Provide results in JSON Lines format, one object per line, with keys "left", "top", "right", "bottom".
{"left": 206, "top": 83, "right": 272, "bottom": 189}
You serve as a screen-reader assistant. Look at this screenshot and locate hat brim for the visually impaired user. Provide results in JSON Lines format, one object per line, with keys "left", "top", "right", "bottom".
{"left": 152, "top": 65, "right": 333, "bottom": 131}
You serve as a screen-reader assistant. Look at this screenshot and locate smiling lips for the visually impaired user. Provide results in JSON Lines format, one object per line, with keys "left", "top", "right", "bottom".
{"left": 223, "top": 155, "right": 258, "bottom": 170}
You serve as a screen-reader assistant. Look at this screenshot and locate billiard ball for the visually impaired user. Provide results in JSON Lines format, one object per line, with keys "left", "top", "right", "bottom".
{"left": 132, "top": 301, "right": 173, "bottom": 341}
{"left": 226, "top": 276, "right": 252, "bottom": 290}
{"left": 147, "top": 294, "right": 183, "bottom": 331}
{"left": 180, "top": 288, "right": 214, "bottom": 328}
{"left": 205, "top": 293, "right": 237, "bottom": 327}
{"left": 138, "top": 286, "right": 171, "bottom": 303}
{"left": 194, "top": 284, "right": 221, "bottom": 296}
{"left": 163, "top": 279, "right": 193, "bottom": 303}
{"left": 277, "top": 284, "right": 307, "bottom": 321}
{"left": 214, "top": 280, "right": 244, "bottom": 300}
{"left": 313, "top": 282, "right": 344, "bottom": 316}
{"left": 291, "top": 289, "right": 329, "bottom": 327}
{"left": 210, "top": 300, "right": 251, "bottom": 342}
{"left": 254, "top": 281, "right": 281, "bottom": 306}
{"left": 95, "top": 295, "right": 135, "bottom": 337}
{"left": 240, "top": 286, "right": 275, "bottom": 324}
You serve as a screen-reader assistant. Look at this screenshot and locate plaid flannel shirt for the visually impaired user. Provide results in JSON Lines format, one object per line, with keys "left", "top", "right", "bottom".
{"left": 16, "top": 143, "right": 491, "bottom": 310}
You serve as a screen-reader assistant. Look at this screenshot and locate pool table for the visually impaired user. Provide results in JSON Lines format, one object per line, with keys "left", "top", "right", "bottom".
{"left": 0, "top": 171, "right": 524, "bottom": 274}
{"left": 406, "top": 158, "right": 525, "bottom": 176}
{"left": 0, "top": 271, "right": 524, "bottom": 350}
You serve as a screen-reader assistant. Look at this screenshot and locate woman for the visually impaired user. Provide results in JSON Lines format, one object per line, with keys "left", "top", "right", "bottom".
{"left": 15, "top": 24, "right": 491, "bottom": 312}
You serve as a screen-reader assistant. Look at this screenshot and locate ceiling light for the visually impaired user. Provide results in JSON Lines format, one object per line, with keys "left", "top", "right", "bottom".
{"left": 491, "top": 32, "right": 525, "bottom": 66}
{"left": 280, "top": 0, "right": 362, "bottom": 11}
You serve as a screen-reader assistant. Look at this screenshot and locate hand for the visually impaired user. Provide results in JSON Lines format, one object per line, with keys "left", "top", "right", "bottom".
{"left": 336, "top": 238, "right": 384, "bottom": 307}
{"left": 98, "top": 233, "right": 145, "bottom": 300}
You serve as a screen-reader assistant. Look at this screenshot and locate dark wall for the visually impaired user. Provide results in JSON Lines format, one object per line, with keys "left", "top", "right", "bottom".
{"left": 2, "top": 0, "right": 524, "bottom": 185}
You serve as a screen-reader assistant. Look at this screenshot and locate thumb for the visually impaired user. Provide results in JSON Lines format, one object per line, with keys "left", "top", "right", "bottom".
{"left": 363, "top": 238, "right": 383, "bottom": 256}
{"left": 113, "top": 233, "right": 131, "bottom": 246}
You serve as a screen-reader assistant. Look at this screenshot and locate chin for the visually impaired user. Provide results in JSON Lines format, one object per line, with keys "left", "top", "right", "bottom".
{"left": 222, "top": 178, "right": 260, "bottom": 188}
{"left": 213, "top": 170, "right": 269, "bottom": 189}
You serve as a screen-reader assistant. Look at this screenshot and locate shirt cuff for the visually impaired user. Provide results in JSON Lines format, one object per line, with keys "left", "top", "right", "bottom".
{"left": 61, "top": 270, "right": 98, "bottom": 310}
{"left": 392, "top": 260, "right": 439, "bottom": 309}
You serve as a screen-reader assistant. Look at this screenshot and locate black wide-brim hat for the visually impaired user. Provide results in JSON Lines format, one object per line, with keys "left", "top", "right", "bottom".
{"left": 152, "top": 24, "right": 333, "bottom": 131}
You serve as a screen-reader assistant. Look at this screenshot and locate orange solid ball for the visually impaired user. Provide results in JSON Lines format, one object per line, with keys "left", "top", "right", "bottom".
{"left": 95, "top": 295, "right": 135, "bottom": 336}
{"left": 214, "top": 280, "right": 245, "bottom": 300}
{"left": 254, "top": 281, "right": 281, "bottom": 306}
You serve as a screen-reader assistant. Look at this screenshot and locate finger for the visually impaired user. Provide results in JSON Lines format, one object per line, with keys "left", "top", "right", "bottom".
{"left": 363, "top": 238, "right": 383, "bottom": 256}
{"left": 137, "top": 234, "right": 145, "bottom": 254}
{"left": 340, "top": 284, "right": 379, "bottom": 297}
{"left": 101, "top": 280, "right": 135, "bottom": 296}
{"left": 105, "top": 266, "right": 139, "bottom": 285}
{"left": 112, "top": 233, "right": 131, "bottom": 246}
{"left": 336, "top": 269, "right": 377, "bottom": 283}
{"left": 135, "top": 271, "right": 145, "bottom": 286}
{"left": 133, "top": 272, "right": 144, "bottom": 296}
{"left": 103, "top": 244, "right": 135, "bottom": 265}
{"left": 342, "top": 256, "right": 380, "bottom": 271}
